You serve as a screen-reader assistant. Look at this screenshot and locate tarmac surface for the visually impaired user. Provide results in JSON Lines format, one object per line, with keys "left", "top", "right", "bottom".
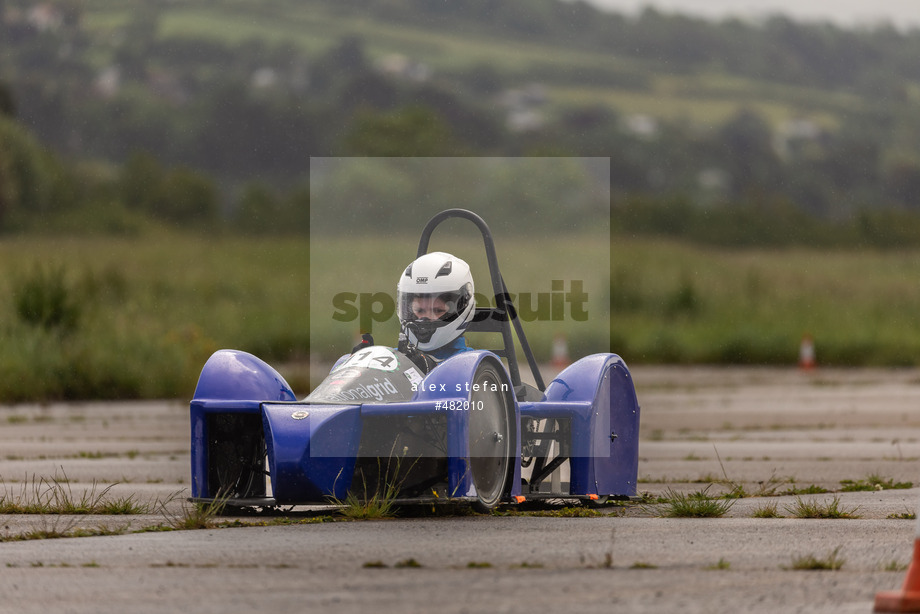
{"left": 2, "top": 365, "right": 920, "bottom": 613}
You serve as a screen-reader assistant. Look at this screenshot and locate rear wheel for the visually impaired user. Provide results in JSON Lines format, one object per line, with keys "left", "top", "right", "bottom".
{"left": 467, "top": 360, "right": 513, "bottom": 512}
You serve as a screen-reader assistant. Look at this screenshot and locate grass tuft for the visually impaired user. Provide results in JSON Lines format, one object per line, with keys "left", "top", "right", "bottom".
{"left": 1, "top": 518, "right": 130, "bottom": 543}
{"left": 96, "top": 493, "right": 152, "bottom": 515}
{"left": 330, "top": 455, "right": 417, "bottom": 520}
{"left": 362, "top": 561, "right": 388, "bottom": 568}
{"left": 158, "top": 493, "right": 226, "bottom": 530}
{"left": 656, "top": 487, "right": 735, "bottom": 518}
{"left": 840, "top": 473, "right": 913, "bottom": 492}
{"left": 336, "top": 490, "right": 398, "bottom": 520}
{"left": 781, "top": 484, "right": 829, "bottom": 496}
{"left": 785, "top": 546, "right": 845, "bottom": 571}
{"left": 785, "top": 495, "right": 860, "bottom": 519}
{"left": 751, "top": 501, "right": 782, "bottom": 518}
{"left": 706, "top": 558, "right": 731, "bottom": 570}
{"left": 882, "top": 560, "right": 909, "bottom": 572}
{"left": 0, "top": 473, "right": 153, "bottom": 515}
{"left": 394, "top": 558, "right": 422, "bottom": 568}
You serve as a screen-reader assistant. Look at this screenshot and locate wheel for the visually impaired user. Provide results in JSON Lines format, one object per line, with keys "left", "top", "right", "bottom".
{"left": 467, "top": 360, "right": 513, "bottom": 513}
{"left": 207, "top": 413, "right": 267, "bottom": 500}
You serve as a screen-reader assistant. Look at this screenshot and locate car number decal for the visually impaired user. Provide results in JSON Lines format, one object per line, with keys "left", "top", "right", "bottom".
{"left": 335, "top": 346, "right": 399, "bottom": 372}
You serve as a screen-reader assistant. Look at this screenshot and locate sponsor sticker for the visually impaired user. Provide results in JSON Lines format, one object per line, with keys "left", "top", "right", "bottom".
{"left": 404, "top": 367, "right": 424, "bottom": 388}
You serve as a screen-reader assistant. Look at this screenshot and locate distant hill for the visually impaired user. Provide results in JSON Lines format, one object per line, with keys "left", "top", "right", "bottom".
{"left": 3, "top": 0, "right": 920, "bottom": 241}
{"left": 11, "top": 0, "right": 914, "bottom": 129}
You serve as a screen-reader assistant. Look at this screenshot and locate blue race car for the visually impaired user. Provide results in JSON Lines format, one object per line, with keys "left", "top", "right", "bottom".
{"left": 189, "top": 209, "right": 640, "bottom": 512}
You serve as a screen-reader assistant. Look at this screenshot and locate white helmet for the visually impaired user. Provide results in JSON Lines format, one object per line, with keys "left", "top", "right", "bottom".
{"left": 397, "top": 252, "right": 475, "bottom": 352}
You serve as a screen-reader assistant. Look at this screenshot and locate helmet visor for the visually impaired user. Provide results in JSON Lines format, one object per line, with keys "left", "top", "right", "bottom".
{"left": 397, "top": 285, "right": 472, "bottom": 326}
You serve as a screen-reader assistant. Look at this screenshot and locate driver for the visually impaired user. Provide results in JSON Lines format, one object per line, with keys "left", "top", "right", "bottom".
{"left": 350, "top": 252, "right": 476, "bottom": 373}
{"left": 396, "top": 251, "right": 476, "bottom": 371}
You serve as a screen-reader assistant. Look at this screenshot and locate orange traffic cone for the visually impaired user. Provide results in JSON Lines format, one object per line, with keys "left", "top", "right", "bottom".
{"left": 875, "top": 524, "right": 920, "bottom": 612}
{"left": 551, "top": 333, "right": 570, "bottom": 370}
{"left": 799, "top": 334, "right": 815, "bottom": 371}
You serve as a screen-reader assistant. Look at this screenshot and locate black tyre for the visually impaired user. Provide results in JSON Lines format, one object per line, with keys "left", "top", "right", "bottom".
{"left": 207, "top": 413, "right": 267, "bottom": 500}
{"left": 467, "top": 359, "right": 513, "bottom": 512}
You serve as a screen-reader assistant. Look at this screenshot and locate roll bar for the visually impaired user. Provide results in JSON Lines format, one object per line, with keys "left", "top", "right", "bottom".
{"left": 416, "top": 208, "right": 545, "bottom": 392}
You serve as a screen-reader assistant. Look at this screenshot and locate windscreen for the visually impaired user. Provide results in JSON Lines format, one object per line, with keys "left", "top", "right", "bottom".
{"left": 305, "top": 346, "right": 423, "bottom": 405}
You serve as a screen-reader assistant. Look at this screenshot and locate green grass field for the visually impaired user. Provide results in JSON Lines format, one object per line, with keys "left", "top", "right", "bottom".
{"left": 610, "top": 238, "right": 920, "bottom": 366}
{"left": 1, "top": 232, "right": 918, "bottom": 402}
{"left": 0, "top": 231, "right": 309, "bottom": 402}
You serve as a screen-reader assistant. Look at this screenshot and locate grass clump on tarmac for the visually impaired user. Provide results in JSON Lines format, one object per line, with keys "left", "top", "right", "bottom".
{"left": 785, "top": 546, "right": 845, "bottom": 571}
{"left": 781, "top": 484, "right": 829, "bottom": 496}
{"left": 840, "top": 473, "right": 912, "bottom": 492}
{"left": 751, "top": 501, "right": 782, "bottom": 518}
{"left": 394, "top": 558, "right": 422, "bottom": 568}
{"left": 0, "top": 474, "right": 152, "bottom": 515}
{"left": 362, "top": 561, "right": 388, "bottom": 568}
{"left": 1, "top": 521, "right": 129, "bottom": 543}
{"left": 331, "top": 459, "right": 409, "bottom": 520}
{"left": 336, "top": 491, "right": 398, "bottom": 520}
{"left": 160, "top": 494, "right": 227, "bottom": 530}
{"left": 657, "top": 488, "right": 734, "bottom": 518}
{"left": 785, "top": 496, "right": 860, "bottom": 519}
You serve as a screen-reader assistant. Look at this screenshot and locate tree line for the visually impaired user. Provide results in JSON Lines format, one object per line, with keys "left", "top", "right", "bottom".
{"left": 4, "top": 0, "right": 920, "bottom": 244}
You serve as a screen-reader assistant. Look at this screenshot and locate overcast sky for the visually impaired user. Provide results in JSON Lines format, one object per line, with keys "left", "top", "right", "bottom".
{"left": 579, "top": 0, "right": 920, "bottom": 29}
